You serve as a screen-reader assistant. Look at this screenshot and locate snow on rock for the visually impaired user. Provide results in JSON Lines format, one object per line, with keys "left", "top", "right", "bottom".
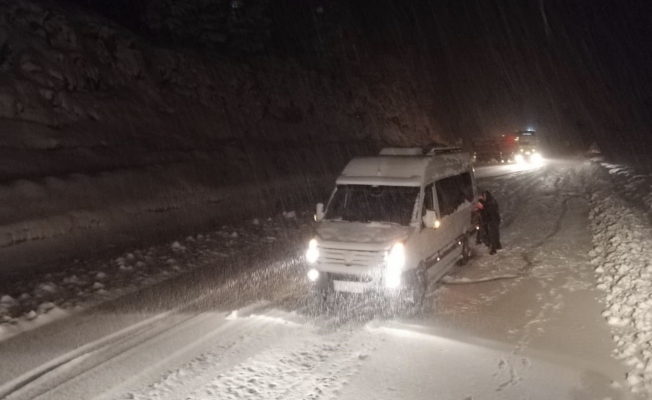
{"left": 96, "top": 272, "right": 108, "bottom": 279}
{"left": 585, "top": 162, "right": 652, "bottom": 393}
{"left": 171, "top": 241, "right": 186, "bottom": 251}
{"left": 282, "top": 211, "right": 297, "bottom": 219}
{"left": 37, "top": 302, "right": 55, "bottom": 313}
{"left": 230, "top": 232, "right": 238, "bottom": 238}
{"left": 0, "top": 295, "right": 16, "bottom": 305}
{"left": 25, "top": 310, "right": 38, "bottom": 321}
{"left": 92, "top": 282, "right": 105, "bottom": 290}
{"left": 36, "top": 283, "right": 58, "bottom": 294}
{"left": 63, "top": 275, "right": 83, "bottom": 285}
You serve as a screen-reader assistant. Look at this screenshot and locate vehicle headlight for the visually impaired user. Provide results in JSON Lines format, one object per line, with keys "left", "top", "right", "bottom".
{"left": 515, "top": 154, "right": 525, "bottom": 164}
{"left": 531, "top": 153, "right": 543, "bottom": 164}
{"left": 306, "top": 239, "right": 319, "bottom": 263}
{"left": 385, "top": 243, "right": 405, "bottom": 288}
{"left": 307, "top": 268, "right": 319, "bottom": 281}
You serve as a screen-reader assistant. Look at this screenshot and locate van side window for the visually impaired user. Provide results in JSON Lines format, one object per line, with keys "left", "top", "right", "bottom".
{"left": 435, "top": 172, "right": 473, "bottom": 217}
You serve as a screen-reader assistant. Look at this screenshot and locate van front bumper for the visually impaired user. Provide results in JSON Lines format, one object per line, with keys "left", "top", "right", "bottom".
{"left": 308, "top": 263, "right": 395, "bottom": 294}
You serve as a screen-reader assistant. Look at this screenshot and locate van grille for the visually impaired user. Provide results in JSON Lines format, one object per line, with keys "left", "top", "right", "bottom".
{"left": 330, "top": 273, "right": 374, "bottom": 283}
{"left": 319, "top": 247, "right": 385, "bottom": 267}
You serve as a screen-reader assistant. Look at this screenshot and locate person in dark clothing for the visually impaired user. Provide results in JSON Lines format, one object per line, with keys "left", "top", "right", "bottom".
{"left": 479, "top": 190, "right": 502, "bottom": 255}
{"left": 474, "top": 198, "right": 489, "bottom": 246}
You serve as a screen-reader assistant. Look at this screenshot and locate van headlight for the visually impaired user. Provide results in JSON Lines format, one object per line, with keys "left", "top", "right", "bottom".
{"left": 306, "top": 239, "right": 319, "bottom": 263}
{"left": 307, "top": 268, "right": 319, "bottom": 281}
{"left": 515, "top": 154, "right": 524, "bottom": 164}
{"left": 385, "top": 243, "right": 405, "bottom": 288}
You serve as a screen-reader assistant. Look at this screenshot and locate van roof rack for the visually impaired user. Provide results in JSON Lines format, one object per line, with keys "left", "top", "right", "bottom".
{"left": 379, "top": 144, "right": 463, "bottom": 156}
{"left": 421, "top": 144, "right": 463, "bottom": 155}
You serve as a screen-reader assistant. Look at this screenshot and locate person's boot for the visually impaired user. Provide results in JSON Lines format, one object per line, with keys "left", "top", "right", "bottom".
{"left": 489, "top": 248, "right": 497, "bottom": 255}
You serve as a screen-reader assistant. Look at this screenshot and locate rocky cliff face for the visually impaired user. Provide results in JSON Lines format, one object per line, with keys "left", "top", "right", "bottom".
{"left": 0, "top": 0, "right": 436, "bottom": 164}
{"left": 0, "top": 0, "right": 440, "bottom": 268}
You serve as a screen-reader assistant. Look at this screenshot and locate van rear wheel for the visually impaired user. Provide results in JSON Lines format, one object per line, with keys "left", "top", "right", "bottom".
{"left": 459, "top": 234, "right": 472, "bottom": 266}
{"left": 406, "top": 263, "right": 427, "bottom": 305}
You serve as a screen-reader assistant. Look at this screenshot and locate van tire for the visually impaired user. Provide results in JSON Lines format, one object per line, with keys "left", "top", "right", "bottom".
{"left": 313, "top": 272, "right": 332, "bottom": 301}
{"left": 407, "top": 264, "right": 427, "bottom": 305}
{"left": 459, "top": 234, "right": 472, "bottom": 266}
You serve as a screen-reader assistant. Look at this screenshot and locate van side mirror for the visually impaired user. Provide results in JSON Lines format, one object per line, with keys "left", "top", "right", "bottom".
{"left": 315, "top": 203, "right": 325, "bottom": 222}
{"left": 423, "top": 210, "right": 440, "bottom": 229}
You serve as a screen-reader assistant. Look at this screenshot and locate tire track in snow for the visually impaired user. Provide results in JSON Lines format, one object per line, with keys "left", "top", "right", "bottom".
{"left": 181, "top": 330, "right": 375, "bottom": 400}
{"left": 116, "top": 310, "right": 378, "bottom": 400}
{"left": 0, "top": 310, "right": 187, "bottom": 399}
{"left": 517, "top": 166, "right": 582, "bottom": 275}
{"left": 19, "top": 309, "right": 311, "bottom": 400}
{"left": 1, "top": 297, "right": 282, "bottom": 399}
{"left": 534, "top": 195, "right": 582, "bottom": 247}
{"left": 6, "top": 313, "right": 216, "bottom": 400}
{"left": 112, "top": 311, "right": 308, "bottom": 400}
{"left": 495, "top": 171, "right": 546, "bottom": 230}
{"left": 441, "top": 275, "right": 520, "bottom": 285}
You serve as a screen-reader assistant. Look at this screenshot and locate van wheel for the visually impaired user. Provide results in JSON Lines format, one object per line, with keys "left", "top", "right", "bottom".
{"left": 459, "top": 234, "right": 472, "bottom": 266}
{"left": 313, "top": 272, "right": 332, "bottom": 301}
{"left": 407, "top": 264, "right": 427, "bottom": 305}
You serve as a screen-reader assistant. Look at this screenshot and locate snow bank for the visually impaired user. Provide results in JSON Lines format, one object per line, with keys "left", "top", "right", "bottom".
{"left": 0, "top": 215, "right": 297, "bottom": 342}
{"left": 585, "top": 162, "right": 652, "bottom": 393}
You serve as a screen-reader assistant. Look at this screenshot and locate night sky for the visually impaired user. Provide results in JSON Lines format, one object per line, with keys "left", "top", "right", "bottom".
{"left": 66, "top": 0, "right": 652, "bottom": 156}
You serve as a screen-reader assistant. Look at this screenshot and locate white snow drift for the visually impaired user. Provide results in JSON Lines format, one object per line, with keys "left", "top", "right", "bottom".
{"left": 586, "top": 162, "right": 652, "bottom": 394}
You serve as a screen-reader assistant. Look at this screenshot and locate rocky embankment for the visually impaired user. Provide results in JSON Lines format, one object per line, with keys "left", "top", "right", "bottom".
{"left": 0, "top": 0, "right": 438, "bottom": 270}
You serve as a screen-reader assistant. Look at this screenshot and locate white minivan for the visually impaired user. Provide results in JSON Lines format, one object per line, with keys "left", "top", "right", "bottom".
{"left": 305, "top": 146, "right": 478, "bottom": 302}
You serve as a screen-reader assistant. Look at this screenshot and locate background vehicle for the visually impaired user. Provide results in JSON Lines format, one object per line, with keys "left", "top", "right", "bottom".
{"left": 514, "top": 130, "right": 542, "bottom": 164}
{"left": 305, "top": 146, "right": 478, "bottom": 302}
{"left": 470, "top": 135, "right": 518, "bottom": 163}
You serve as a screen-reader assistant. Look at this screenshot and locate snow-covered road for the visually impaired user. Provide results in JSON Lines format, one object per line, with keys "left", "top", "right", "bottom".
{"left": 0, "top": 159, "right": 645, "bottom": 399}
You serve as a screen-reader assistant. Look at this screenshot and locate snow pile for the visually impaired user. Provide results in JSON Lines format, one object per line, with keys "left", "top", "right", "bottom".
{"left": 585, "top": 162, "right": 652, "bottom": 393}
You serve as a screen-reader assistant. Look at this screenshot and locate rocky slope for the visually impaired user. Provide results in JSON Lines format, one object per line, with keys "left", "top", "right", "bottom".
{"left": 0, "top": 0, "right": 439, "bottom": 270}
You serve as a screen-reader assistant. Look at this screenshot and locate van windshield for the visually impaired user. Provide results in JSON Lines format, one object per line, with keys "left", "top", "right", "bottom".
{"left": 325, "top": 185, "right": 419, "bottom": 226}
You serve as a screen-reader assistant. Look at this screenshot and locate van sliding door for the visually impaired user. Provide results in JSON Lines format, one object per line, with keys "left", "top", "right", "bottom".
{"left": 434, "top": 172, "right": 474, "bottom": 248}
